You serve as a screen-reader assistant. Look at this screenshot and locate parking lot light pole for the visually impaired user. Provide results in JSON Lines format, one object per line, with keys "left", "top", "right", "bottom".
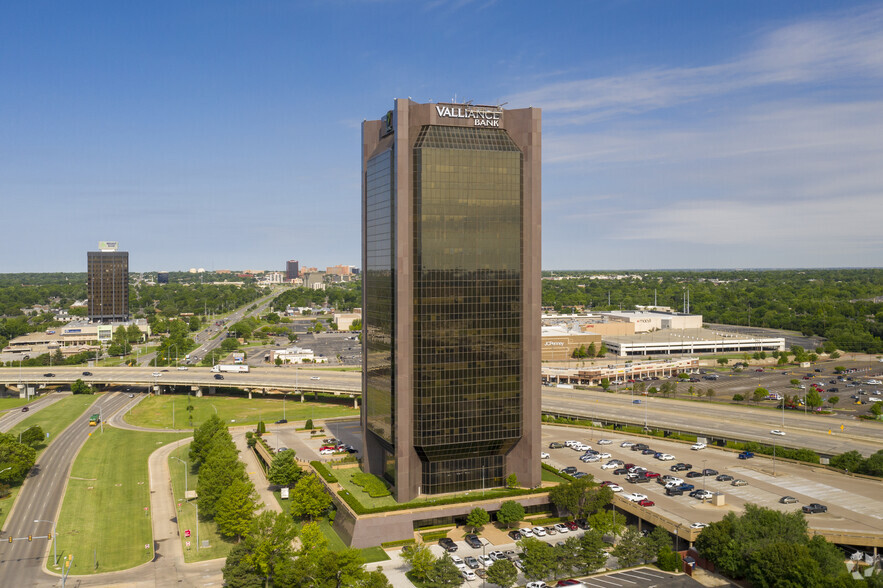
{"left": 702, "top": 459, "right": 707, "bottom": 495}
{"left": 34, "top": 519, "right": 57, "bottom": 566}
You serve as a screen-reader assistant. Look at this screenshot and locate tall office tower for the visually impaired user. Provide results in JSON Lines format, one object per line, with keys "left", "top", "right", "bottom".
{"left": 361, "top": 100, "right": 541, "bottom": 502}
{"left": 87, "top": 241, "right": 129, "bottom": 322}
{"left": 286, "top": 260, "right": 299, "bottom": 281}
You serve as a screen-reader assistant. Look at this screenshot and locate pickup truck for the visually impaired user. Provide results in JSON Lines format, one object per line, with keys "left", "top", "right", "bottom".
{"left": 802, "top": 503, "right": 828, "bottom": 514}
{"left": 676, "top": 483, "right": 695, "bottom": 492}
{"left": 738, "top": 451, "right": 755, "bottom": 459}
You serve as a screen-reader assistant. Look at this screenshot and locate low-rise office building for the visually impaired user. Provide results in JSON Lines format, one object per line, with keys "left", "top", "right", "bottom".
{"left": 602, "top": 328, "right": 785, "bottom": 357}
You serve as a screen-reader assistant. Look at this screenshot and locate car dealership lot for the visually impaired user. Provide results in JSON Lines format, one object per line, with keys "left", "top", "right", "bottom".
{"left": 542, "top": 424, "right": 883, "bottom": 538}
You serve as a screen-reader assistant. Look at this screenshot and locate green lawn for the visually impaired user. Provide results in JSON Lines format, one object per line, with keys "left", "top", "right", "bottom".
{"left": 54, "top": 428, "right": 188, "bottom": 574}
{"left": 0, "top": 397, "right": 30, "bottom": 411}
{"left": 124, "top": 395, "right": 358, "bottom": 430}
{"left": 8, "top": 394, "right": 100, "bottom": 454}
{"left": 0, "top": 485, "right": 24, "bottom": 535}
{"left": 168, "top": 443, "right": 233, "bottom": 562}
{"left": 542, "top": 468, "right": 570, "bottom": 483}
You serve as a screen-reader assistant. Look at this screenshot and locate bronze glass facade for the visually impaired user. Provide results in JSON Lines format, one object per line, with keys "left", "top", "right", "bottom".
{"left": 87, "top": 251, "right": 129, "bottom": 322}
{"left": 362, "top": 100, "right": 541, "bottom": 502}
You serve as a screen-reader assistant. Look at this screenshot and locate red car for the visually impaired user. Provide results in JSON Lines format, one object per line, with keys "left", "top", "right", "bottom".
{"left": 638, "top": 499, "right": 655, "bottom": 507}
{"left": 320, "top": 445, "right": 337, "bottom": 451}
{"left": 566, "top": 520, "right": 578, "bottom": 531}
{"left": 644, "top": 471, "right": 660, "bottom": 478}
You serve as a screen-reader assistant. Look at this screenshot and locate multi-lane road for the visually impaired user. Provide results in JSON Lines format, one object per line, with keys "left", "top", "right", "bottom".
{"left": 0, "top": 392, "right": 133, "bottom": 587}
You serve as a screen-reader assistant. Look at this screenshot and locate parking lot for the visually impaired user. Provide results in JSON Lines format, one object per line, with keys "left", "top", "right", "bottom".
{"left": 542, "top": 424, "right": 883, "bottom": 539}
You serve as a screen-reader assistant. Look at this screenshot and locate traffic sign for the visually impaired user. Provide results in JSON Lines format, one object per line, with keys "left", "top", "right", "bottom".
{"left": 185, "top": 529, "right": 191, "bottom": 538}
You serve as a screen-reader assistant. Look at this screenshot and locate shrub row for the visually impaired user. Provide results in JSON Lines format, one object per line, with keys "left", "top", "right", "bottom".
{"left": 310, "top": 461, "right": 338, "bottom": 483}
{"left": 351, "top": 472, "right": 391, "bottom": 498}
{"left": 381, "top": 538, "right": 416, "bottom": 549}
{"left": 420, "top": 530, "right": 450, "bottom": 542}
{"left": 337, "top": 484, "right": 550, "bottom": 516}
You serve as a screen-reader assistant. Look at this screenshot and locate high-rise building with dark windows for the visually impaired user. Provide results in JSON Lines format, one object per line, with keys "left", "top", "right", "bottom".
{"left": 87, "top": 241, "right": 129, "bottom": 322}
{"left": 286, "top": 260, "right": 299, "bottom": 281}
{"left": 361, "top": 100, "right": 541, "bottom": 502}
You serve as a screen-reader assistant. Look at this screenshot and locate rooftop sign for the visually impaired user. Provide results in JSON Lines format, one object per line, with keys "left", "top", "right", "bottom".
{"left": 435, "top": 104, "right": 502, "bottom": 127}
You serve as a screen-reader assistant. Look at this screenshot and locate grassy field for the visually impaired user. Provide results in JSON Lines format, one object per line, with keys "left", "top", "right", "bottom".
{"left": 8, "top": 394, "right": 100, "bottom": 453}
{"left": 125, "top": 395, "right": 359, "bottom": 430}
{"left": 0, "top": 397, "right": 30, "bottom": 411}
{"left": 168, "top": 443, "right": 233, "bottom": 562}
{"left": 54, "top": 428, "right": 188, "bottom": 575}
{"left": 0, "top": 485, "right": 24, "bottom": 535}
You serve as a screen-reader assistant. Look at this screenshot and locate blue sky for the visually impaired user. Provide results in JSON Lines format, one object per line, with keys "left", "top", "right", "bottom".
{"left": 2, "top": 1, "right": 881, "bottom": 272}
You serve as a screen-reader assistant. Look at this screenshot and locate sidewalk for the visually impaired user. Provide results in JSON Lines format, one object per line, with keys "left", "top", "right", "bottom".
{"left": 233, "top": 431, "right": 283, "bottom": 513}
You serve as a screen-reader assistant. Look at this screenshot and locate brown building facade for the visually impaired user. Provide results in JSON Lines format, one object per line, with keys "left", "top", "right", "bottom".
{"left": 362, "top": 100, "right": 542, "bottom": 502}
{"left": 87, "top": 249, "right": 129, "bottom": 322}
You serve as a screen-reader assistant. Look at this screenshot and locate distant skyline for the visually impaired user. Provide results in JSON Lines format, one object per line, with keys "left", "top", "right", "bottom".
{"left": 2, "top": 1, "right": 882, "bottom": 272}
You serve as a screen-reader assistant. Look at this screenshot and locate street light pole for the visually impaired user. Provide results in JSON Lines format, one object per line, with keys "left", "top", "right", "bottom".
{"left": 171, "top": 456, "right": 188, "bottom": 494}
{"left": 34, "top": 519, "right": 57, "bottom": 566}
{"left": 702, "top": 459, "right": 707, "bottom": 495}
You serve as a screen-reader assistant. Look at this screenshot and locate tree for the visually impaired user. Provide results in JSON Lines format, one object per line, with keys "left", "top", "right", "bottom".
{"left": 71, "top": 378, "right": 93, "bottom": 395}
{"left": 304, "top": 419, "right": 314, "bottom": 430}
{"left": 267, "top": 450, "right": 302, "bottom": 488}
{"left": 221, "top": 338, "right": 240, "bottom": 352}
{"left": 237, "top": 511, "right": 297, "bottom": 587}
{"left": 790, "top": 379, "right": 800, "bottom": 386}
{"left": 289, "top": 474, "right": 332, "bottom": 521}
{"left": 598, "top": 343, "right": 608, "bottom": 357}
{"left": 586, "top": 342, "right": 597, "bottom": 358}
{"left": 401, "top": 544, "right": 436, "bottom": 582}
{"left": 549, "top": 478, "right": 612, "bottom": 519}
{"left": 518, "top": 537, "right": 558, "bottom": 581}
{"left": 752, "top": 387, "right": 769, "bottom": 404}
{"left": 656, "top": 546, "right": 681, "bottom": 572}
{"left": 19, "top": 425, "right": 45, "bottom": 448}
{"left": 806, "top": 389, "right": 823, "bottom": 411}
{"left": 587, "top": 509, "right": 625, "bottom": 537}
{"left": 706, "top": 388, "right": 715, "bottom": 398}
{"left": 0, "top": 436, "right": 36, "bottom": 483}
{"left": 189, "top": 414, "right": 227, "bottom": 467}
{"left": 428, "top": 555, "right": 463, "bottom": 587}
{"left": 577, "top": 529, "right": 608, "bottom": 573}
{"left": 745, "top": 541, "right": 823, "bottom": 588}
{"left": 486, "top": 559, "right": 518, "bottom": 588}
{"left": 611, "top": 527, "right": 646, "bottom": 567}
{"left": 466, "top": 507, "right": 490, "bottom": 532}
{"left": 279, "top": 522, "right": 369, "bottom": 588}
{"left": 215, "top": 477, "right": 259, "bottom": 542}
{"left": 197, "top": 442, "right": 247, "bottom": 518}
{"left": 127, "top": 323, "right": 142, "bottom": 343}
{"left": 222, "top": 542, "right": 268, "bottom": 588}
{"left": 717, "top": 358, "right": 728, "bottom": 366}
{"left": 645, "top": 524, "right": 672, "bottom": 558}
{"left": 496, "top": 500, "right": 524, "bottom": 528}
{"left": 600, "top": 377, "right": 610, "bottom": 391}
{"left": 506, "top": 473, "right": 518, "bottom": 488}
{"left": 732, "top": 394, "right": 744, "bottom": 402}
{"left": 828, "top": 395, "right": 839, "bottom": 408}
{"left": 862, "top": 449, "right": 883, "bottom": 476}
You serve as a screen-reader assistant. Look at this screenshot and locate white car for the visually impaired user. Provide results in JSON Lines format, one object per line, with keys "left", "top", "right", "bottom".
{"left": 624, "top": 493, "right": 648, "bottom": 502}
{"left": 628, "top": 466, "right": 646, "bottom": 474}
{"left": 461, "top": 569, "right": 477, "bottom": 581}
{"left": 310, "top": 376, "right": 320, "bottom": 380}
{"left": 607, "top": 484, "right": 623, "bottom": 492}
{"left": 479, "top": 555, "right": 493, "bottom": 567}
{"left": 519, "top": 527, "right": 534, "bottom": 538}
{"left": 665, "top": 480, "right": 684, "bottom": 489}
{"left": 152, "top": 372, "right": 162, "bottom": 377}
{"left": 621, "top": 441, "right": 635, "bottom": 447}
{"left": 580, "top": 455, "right": 600, "bottom": 463}
{"left": 658, "top": 453, "right": 675, "bottom": 460}
{"left": 565, "top": 440, "right": 579, "bottom": 448}
{"left": 554, "top": 523, "right": 569, "bottom": 533}
{"left": 540, "top": 452, "right": 550, "bottom": 459}
{"left": 690, "top": 522, "right": 708, "bottom": 529}
{"left": 451, "top": 555, "right": 464, "bottom": 566}
{"left": 177, "top": 366, "right": 188, "bottom": 370}
{"left": 319, "top": 448, "right": 335, "bottom": 455}
{"left": 532, "top": 526, "right": 547, "bottom": 537}
{"left": 597, "top": 439, "right": 613, "bottom": 445}
{"left": 770, "top": 430, "right": 786, "bottom": 436}
{"left": 573, "top": 443, "right": 591, "bottom": 452}
{"left": 691, "top": 443, "right": 707, "bottom": 450}
{"left": 526, "top": 582, "right": 548, "bottom": 588}
{"left": 602, "top": 460, "right": 623, "bottom": 469}
{"left": 597, "top": 452, "right": 611, "bottom": 459}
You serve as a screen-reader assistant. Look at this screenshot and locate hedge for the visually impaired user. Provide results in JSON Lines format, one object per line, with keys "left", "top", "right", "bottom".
{"left": 352, "top": 472, "right": 392, "bottom": 498}
{"left": 420, "top": 530, "right": 451, "bottom": 542}
{"left": 337, "top": 485, "right": 551, "bottom": 516}
{"left": 310, "top": 461, "right": 338, "bottom": 483}
{"left": 381, "top": 539, "right": 416, "bottom": 549}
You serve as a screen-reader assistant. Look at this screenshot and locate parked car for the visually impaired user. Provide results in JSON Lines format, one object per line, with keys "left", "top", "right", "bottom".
{"left": 623, "top": 493, "right": 648, "bottom": 502}
{"left": 519, "top": 527, "right": 534, "bottom": 538}
{"left": 438, "top": 538, "right": 457, "bottom": 552}
{"left": 738, "top": 451, "right": 754, "bottom": 459}
{"left": 613, "top": 468, "right": 628, "bottom": 475}
{"left": 533, "top": 526, "right": 547, "bottom": 537}
{"left": 560, "top": 466, "right": 577, "bottom": 475}
{"left": 657, "top": 453, "right": 675, "bottom": 461}
{"left": 572, "top": 472, "right": 589, "bottom": 479}
{"left": 602, "top": 460, "right": 623, "bottom": 469}
{"left": 597, "top": 439, "right": 612, "bottom": 445}
{"left": 702, "top": 468, "right": 719, "bottom": 476}
{"left": 465, "top": 556, "right": 480, "bottom": 569}
{"left": 549, "top": 442, "right": 565, "bottom": 449}
{"left": 574, "top": 518, "right": 590, "bottom": 530}
{"left": 666, "top": 487, "right": 684, "bottom": 496}
{"left": 461, "top": 569, "right": 476, "bottom": 581}
{"left": 802, "top": 503, "right": 827, "bottom": 514}
{"left": 554, "top": 523, "right": 569, "bottom": 533}
{"left": 676, "top": 483, "right": 695, "bottom": 492}
{"left": 716, "top": 474, "right": 734, "bottom": 482}
{"left": 641, "top": 449, "right": 657, "bottom": 455}
{"left": 478, "top": 554, "right": 493, "bottom": 567}
{"left": 731, "top": 479, "right": 749, "bottom": 486}
{"left": 690, "top": 489, "right": 713, "bottom": 500}
{"left": 565, "top": 520, "right": 579, "bottom": 531}
{"left": 541, "top": 452, "right": 550, "bottom": 459}
{"left": 691, "top": 443, "right": 707, "bottom": 450}
{"left": 690, "top": 522, "right": 708, "bottom": 529}
{"left": 638, "top": 499, "right": 655, "bottom": 507}
{"left": 507, "top": 530, "right": 522, "bottom": 541}
{"left": 671, "top": 463, "right": 692, "bottom": 471}
{"left": 780, "top": 496, "right": 799, "bottom": 504}
{"left": 464, "top": 534, "right": 482, "bottom": 549}
{"left": 275, "top": 419, "right": 288, "bottom": 424}
{"left": 686, "top": 471, "right": 703, "bottom": 478}
{"left": 607, "top": 483, "right": 623, "bottom": 492}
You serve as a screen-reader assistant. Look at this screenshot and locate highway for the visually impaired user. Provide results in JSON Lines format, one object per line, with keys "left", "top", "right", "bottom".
{"left": 0, "top": 393, "right": 68, "bottom": 433}
{"left": 0, "top": 392, "right": 132, "bottom": 587}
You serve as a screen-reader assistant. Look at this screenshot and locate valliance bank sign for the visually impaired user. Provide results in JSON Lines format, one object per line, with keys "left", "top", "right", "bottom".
{"left": 435, "top": 104, "right": 502, "bottom": 127}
